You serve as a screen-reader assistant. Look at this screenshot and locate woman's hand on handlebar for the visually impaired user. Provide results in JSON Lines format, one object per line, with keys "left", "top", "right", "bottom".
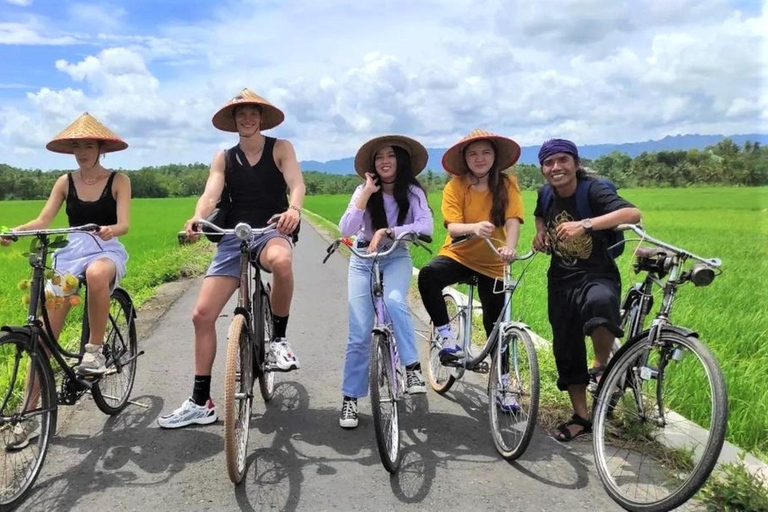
{"left": 368, "top": 227, "right": 388, "bottom": 254}
{"left": 497, "top": 245, "right": 517, "bottom": 263}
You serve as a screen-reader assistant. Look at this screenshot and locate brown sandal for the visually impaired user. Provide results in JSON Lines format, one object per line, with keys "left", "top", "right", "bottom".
{"left": 554, "top": 414, "right": 593, "bottom": 442}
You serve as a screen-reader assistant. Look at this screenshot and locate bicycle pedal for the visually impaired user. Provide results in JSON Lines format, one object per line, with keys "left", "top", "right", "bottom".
{"left": 471, "top": 361, "right": 489, "bottom": 374}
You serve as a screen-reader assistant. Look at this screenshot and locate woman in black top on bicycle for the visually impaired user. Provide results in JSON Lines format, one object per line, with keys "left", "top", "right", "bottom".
{"left": 1, "top": 113, "right": 131, "bottom": 448}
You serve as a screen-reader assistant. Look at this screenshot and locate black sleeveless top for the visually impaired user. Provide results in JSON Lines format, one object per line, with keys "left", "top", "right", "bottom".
{"left": 226, "top": 136, "right": 289, "bottom": 228}
{"left": 65, "top": 172, "right": 118, "bottom": 227}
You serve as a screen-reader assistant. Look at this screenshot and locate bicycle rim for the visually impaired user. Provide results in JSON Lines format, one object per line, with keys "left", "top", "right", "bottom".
{"left": 92, "top": 290, "right": 138, "bottom": 415}
{"left": 224, "top": 314, "right": 253, "bottom": 484}
{"left": 488, "top": 327, "right": 539, "bottom": 460}
{"left": 426, "top": 294, "right": 461, "bottom": 394}
{"left": 0, "top": 334, "right": 57, "bottom": 509}
{"left": 593, "top": 333, "right": 728, "bottom": 511}
{"left": 369, "top": 334, "right": 400, "bottom": 473}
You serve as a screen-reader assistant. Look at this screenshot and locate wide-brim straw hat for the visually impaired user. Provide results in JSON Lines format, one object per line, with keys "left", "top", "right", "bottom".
{"left": 212, "top": 88, "right": 285, "bottom": 132}
{"left": 353, "top": 135, "right": 429, "bottom": 178}
{"left": 46, "top": 113, "right": 128, "bottom": 154}
{"left": 441, "top": 129, "right": 521, "bottom": 175}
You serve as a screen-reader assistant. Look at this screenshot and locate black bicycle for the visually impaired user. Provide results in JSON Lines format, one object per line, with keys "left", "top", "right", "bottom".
{"left": 185, "top": 218, "right": 280, "bottom": 484}
{"left": 0, "top": 224, "right": 139, "bottom": 510}
{"left": 592, "top": 224, "right": 728, "bottom": 512}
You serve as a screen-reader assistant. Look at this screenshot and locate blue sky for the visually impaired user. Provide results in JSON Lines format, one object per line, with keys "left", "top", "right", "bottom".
{"left": 1, "top": 0, "right": 766, "bottom": 170}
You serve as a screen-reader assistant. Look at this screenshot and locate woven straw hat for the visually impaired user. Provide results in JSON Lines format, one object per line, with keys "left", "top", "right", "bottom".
{"left": 353, "top": 135, "right": 429, "bottom": 178}
{"left": 46, "top": 113, "right": 128, "bottom": 154}
{"left": 212, "top": 88, "right": 285, "bottom": 132}
{"left": 441, "top": 129, "right": 521, "bottom": 175}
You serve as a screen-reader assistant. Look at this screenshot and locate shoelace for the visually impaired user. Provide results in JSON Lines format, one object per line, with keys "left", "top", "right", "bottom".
{"left": 407, "top": 371, "right": 423, "bottom": 387}
{"left": 341, "top": 400, "right": 357, "bottom": 418}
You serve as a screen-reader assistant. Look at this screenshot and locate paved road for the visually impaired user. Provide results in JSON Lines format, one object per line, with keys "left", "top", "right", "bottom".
{"left": 20, "top": 221, "right": 640, "bottom": 511}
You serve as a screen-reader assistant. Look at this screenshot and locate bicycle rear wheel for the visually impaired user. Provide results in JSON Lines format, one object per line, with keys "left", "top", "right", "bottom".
{"left": 488, "top": 327, "right": 539, "bottom": 460}
{"left": 224, "top": 314, "right": 254, "bottom": 484}
{"left": 593, "top": 332, "right": 728, "bottom": 512}
{"left": 426, "top": 293, "right": 461, "bottom": 394}
{"left": 369, "top": 333, "right": 400, "bottom": 473}
{"left": 0, "top": 333, "right": 57, "bottom": 510}
{"left": 257, "top": 289, "right": 275, "bottom": 402}
{"left": 92, "top": 289, "right": 138, "bottom": 415}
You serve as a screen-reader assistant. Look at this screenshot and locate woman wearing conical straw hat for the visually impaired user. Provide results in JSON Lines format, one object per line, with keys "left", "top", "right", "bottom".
{"left": 0, "top": 113, "right": 131, "bottom": 449}
{"left": 417, "top": 129, "right": 525, "bottom": 412}
{"left": 158, "top": 88, "right": 306, "bottom": 429}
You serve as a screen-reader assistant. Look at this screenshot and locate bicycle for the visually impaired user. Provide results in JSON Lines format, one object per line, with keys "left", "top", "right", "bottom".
{"left": 184, "top": 218, "right": 281, "bottom": 484}
{"left": 592, "top": 224, "right": 728, "bottom": 512}
{"left": 425, "top": 236, "right": 540, "bottom": 461}
{"left": 0, "top": 224, "right": 139, "bottom": 510}
{"left": 323, "top": 231, "right": 432, "bottom": 473}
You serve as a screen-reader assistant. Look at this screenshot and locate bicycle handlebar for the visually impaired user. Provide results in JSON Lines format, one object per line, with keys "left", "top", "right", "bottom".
{"left": 615, "top": 224, "right": 721, "bottom": 268}
{"left": 178, "top": 218, "right": 278, "bottom": 241}
{"left": 0, "top": 224, "right": 100, "bottom": 242}
{"left": 449, "top": 234, "right": 535, "bottom": 261}
{"left": 323, "top": 231, "right": 432, "bottom": 264}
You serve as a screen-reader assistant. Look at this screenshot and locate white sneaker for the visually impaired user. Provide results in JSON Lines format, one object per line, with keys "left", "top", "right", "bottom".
{"left": 271, "top": 338, "right": 300, "bottom": 371}
{"left": 406, "top": 368, "right": 427, "bottom": 394}
{"left": 496, "top": 373, "right": 521, "bottom": 414}
{"left": 339, "top": 398, "right": 358, "bottom": 429}
{"left": 157, "top": 398, "right": 218, "bottom": 429}
{"left": 76, "top": 343, "right": 107, "bottom": 375}
{"left": 5, "top": 417, "right": 41, "bottom": 451}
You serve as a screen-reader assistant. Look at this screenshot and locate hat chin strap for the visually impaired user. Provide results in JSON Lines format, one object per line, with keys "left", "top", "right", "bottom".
{"left": 470, "top": 169, "right": 491, "bottom": 180}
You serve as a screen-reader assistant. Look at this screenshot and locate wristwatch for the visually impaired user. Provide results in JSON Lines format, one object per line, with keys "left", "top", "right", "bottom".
{"left": 581, "top": 218, "right": 593, "bottom": 233}
{"left": 385, "top": 227, "right": 394, "bottom": 238}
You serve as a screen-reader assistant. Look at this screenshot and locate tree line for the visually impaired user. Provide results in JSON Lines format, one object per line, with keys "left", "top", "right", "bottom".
{"left": 0, "top": 139, "right": 765, "bottom": 200}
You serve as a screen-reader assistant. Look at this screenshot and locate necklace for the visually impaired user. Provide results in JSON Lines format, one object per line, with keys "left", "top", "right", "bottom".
{"left": 80, "top": 171, "right": 104, "bottom": 186}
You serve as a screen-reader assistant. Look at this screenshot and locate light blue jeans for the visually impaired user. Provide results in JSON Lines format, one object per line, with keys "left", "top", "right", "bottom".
{"left": 342, "top": 247, "right": 420, "bottom": 398}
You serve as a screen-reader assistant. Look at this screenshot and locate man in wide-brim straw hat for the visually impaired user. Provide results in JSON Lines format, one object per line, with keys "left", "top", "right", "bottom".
{"left": 1, "top": 112, "right": 132, "bottom": 448}
{"left": 158, "top": 88, "right": 306, "bottom": 430}
{"left": 417, "top": 128, "right": 527, "bottom": 413}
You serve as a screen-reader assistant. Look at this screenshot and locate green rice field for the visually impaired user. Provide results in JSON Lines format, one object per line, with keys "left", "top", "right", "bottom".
{"left": 305, "top": 186, "right": 768, "bottom": 459}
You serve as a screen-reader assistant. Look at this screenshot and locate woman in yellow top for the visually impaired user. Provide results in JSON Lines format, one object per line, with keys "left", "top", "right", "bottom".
{"left": 418, "top": 129, "right": 524, "bottom": 408}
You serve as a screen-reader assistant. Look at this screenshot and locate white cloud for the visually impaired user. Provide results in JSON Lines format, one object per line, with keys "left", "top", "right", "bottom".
{"left": 4, "top": 0, "right": 33, "bottom": 6}
{"left": 0, "top": 21, "right": 78, "bottom": 45}
{"left": 0, "top": 0, "right": 765, "bottom": 170}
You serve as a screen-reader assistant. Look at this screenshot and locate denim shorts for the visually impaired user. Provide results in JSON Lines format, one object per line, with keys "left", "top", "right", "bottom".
{"left": 206, "top": 231, "right": 292, "bottom": 278}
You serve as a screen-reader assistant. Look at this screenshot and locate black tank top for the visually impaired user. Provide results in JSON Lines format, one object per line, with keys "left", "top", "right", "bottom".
{"left": 65, "top": 172, "right": 118, "bottom": 227}
{"left": 226, "top": 137, "right": 289, "bottom": 228}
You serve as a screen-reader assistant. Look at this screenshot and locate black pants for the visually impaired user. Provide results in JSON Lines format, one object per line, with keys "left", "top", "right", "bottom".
{"left": 418, "top": 256, "right": 505, "bottom": 339}
{"left": 548, "top": 276, "right": 623, "bottom": 391}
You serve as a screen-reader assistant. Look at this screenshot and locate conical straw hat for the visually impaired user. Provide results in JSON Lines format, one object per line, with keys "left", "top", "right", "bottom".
{"left": 212, "top": 88, "right": 285, "bottom": 132}
{"left": 441, "top": 129, "right": 521, "bottom": 175}
{"left": 46, "top": 113, "right": 128, "bottom": 154}
{"left": 353, "top": 135, "right": 429, "bottom": 178}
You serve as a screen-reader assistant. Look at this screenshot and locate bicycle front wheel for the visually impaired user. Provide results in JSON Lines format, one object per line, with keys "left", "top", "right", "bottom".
{"left": 593, "top": 331, "right": 728, "bottom": 512}
{"left": 92, "top": 289, "right": 138, "bottom": 415}
{"left": 488, "top": 327, "right": 539, "bottom": 460}
{"left": 224, "top": 314, "right": 254, "bottom": 484}
{"left": 369, "top": 333, "right": 400, "bottom": 473}
{"left": 426, "top": 293, "right": 462, "bottom": 394}
{"left": 0, "top": 333, "right": 57, "bottom": 510}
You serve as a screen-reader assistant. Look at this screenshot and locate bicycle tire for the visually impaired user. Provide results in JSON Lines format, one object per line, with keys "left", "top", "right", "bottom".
{"left": 257, "top": 289, "right": 275, "bottom": 402}
{"left": 92, "top": 289, "right": 138, "bottom": 415}
{"left": 224, "top": 314, "right": 253, "bottom": 484}
{"left": 369, "top": 333, "right": 400, "bottom": 473}
{"left": 593, "top": 331, "right": 728, "bottom": 512}
{"left": 426, "top": 293, "right": 461, "bottom": 394}
{"left": 0, "top": 333, "right": 57, "bottom": 510}
{"left": 488, "top": 326, "right": 539, "bottom": 460}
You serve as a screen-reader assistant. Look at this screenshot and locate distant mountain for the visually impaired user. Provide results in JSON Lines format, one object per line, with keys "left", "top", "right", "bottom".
{"left": 301, "top": 133, "right": 768, "bottom": 174}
